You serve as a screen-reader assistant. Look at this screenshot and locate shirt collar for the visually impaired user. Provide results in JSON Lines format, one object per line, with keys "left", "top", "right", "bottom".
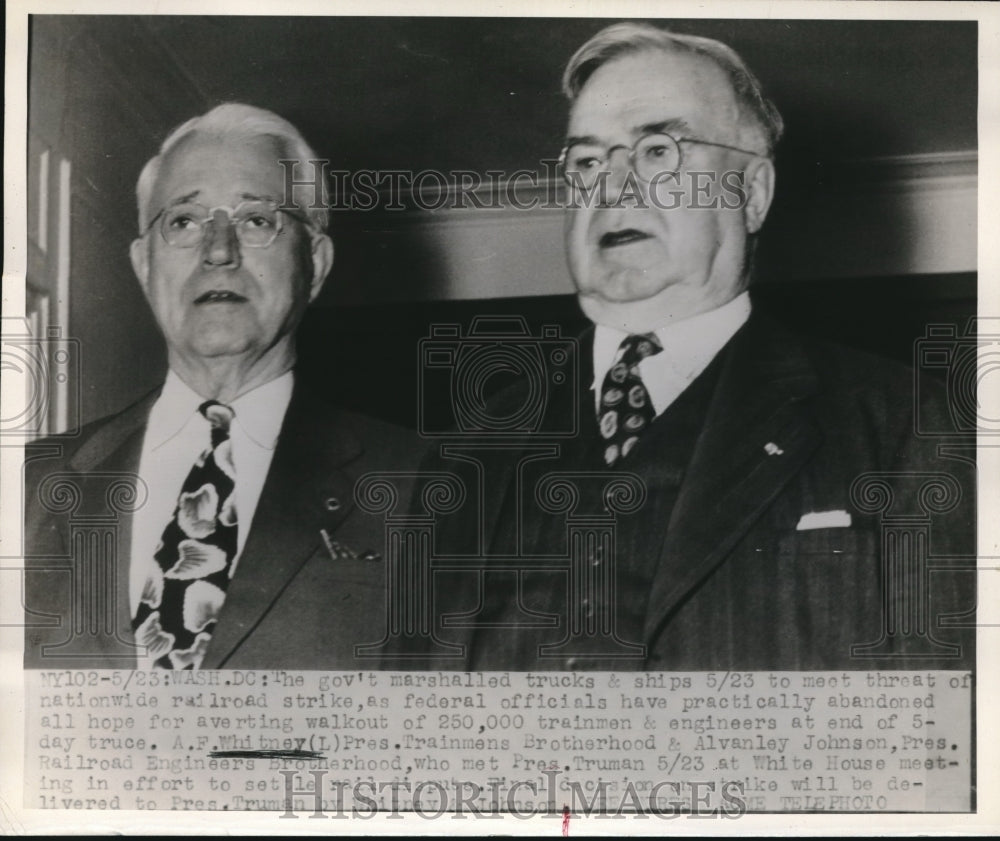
{"left": 230, "top": 370, "right": 294, "bottom": 450}
{"left": 146, "top": 369, "right": 294, "bottom": 452}
{"left": 591, "top": 292, "right": 752, "bottom": 401}
{"left": 145, "top": 370, "right": 206, "bottom": 451}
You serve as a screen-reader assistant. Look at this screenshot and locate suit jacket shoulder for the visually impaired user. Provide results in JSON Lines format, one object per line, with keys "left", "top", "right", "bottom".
{"left": 22, "top": 380, "right": 426, "bottom": 669}
{"left": 421, "top": 311, "right": 975, "bottom": 671}
{"left": 22, "top": 390, "right": 158, "bottom": 668}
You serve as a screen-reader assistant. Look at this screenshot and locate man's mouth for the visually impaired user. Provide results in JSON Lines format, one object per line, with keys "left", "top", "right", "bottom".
{"left": 194, "top": 290, "right": 248, "bottom": 304}
{"left": 599, "top": 229, "right": 651, "bottom": 248}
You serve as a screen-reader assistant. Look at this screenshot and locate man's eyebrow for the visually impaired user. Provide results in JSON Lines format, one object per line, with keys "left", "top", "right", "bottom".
{"left": 564, "top": 119, "right": 695, "bottom": 147}
{"left": 164, "top": 191, "right": 277, "bottom": 206}
{"left": 564, "top": 134, "right": 601, "bottom": 147}
{"left": 167, "top": 191, "right": 200, "bottom": 206}
{"left": 638, "top": 118, "right": 694, "bottom": 137}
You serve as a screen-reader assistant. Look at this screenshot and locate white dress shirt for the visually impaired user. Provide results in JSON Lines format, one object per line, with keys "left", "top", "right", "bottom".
{"left": 129, "top": 370, "right": 294, "bottom": 642}
{"left": 592, "top": 292, "right": 752, "bottom": 416}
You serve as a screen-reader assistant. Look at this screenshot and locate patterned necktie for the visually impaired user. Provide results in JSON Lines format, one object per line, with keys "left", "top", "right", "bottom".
{"left": 597, "top": 333, "right": 663, "bottom": 466}
{"left": 133, "top": 401, "right": 238, "bottom": 669}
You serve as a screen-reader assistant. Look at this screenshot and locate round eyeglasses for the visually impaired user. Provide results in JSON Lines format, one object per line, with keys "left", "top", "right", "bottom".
{"left": 146, "top": 200, "right": 310, "bottom": 249}
{"left": 559, "top": 132, "right": 762, "bottom": 189}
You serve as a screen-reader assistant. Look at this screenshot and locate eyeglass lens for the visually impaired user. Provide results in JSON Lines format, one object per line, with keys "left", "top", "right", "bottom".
{"left": 160, "top": 202, "right": 281, "bottom": 248}
{"left": 562, "top": 133, "right": 682, "bottom": 188}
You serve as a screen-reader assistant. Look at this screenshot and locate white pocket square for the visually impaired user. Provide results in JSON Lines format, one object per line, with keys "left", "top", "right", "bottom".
{"left": 796, "top": 510, "right": 852, "bottom": 531}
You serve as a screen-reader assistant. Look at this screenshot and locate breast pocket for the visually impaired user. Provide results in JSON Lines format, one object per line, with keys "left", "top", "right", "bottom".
{"left": 771, "top": 527, "right": 884, "bottom": 658}
{"left": 777, "top": 527, "right": 878, "bottom": 562}
{"left": 775, "top": 527, "right": 882, "bottom": 619}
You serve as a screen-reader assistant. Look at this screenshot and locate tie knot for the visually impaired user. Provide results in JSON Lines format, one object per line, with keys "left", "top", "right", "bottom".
{"left": 619, "top": 333, "right": 662, "bottom": 364}
{"left": 199, "top": 401, "right": 235, "bottom": 442}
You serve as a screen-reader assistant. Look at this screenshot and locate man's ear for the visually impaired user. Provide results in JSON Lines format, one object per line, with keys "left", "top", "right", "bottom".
{"left": 129, "top": 237, "right": 150, "bottom": 294}
{"left": 743, "top": 156, "right": 776, "bottom": 234}
{"left": 308, "top": 233, "right": 335, "bottom": 303}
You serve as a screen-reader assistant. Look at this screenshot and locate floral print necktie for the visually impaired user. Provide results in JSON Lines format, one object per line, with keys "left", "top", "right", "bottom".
{"left": 132, "top": 401, "right": 238, "bottom": 669}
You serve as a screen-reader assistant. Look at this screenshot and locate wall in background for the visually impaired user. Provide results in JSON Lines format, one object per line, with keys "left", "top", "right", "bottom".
{"left": 325, "top": 151, "right": 976, "bottom": 306}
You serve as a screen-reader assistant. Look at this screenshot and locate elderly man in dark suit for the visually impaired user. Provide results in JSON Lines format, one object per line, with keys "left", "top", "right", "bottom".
{"left": 24, "top": 103, "right": 418, "bottom": 670}
{"left": 414, "top": 23, "right": 975, "bottom": 671}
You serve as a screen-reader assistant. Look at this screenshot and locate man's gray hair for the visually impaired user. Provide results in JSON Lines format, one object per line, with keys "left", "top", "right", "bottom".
{"left": 134, "top": 102, "right": 329, "bottom": 234}
{"left": 562, "top": 23, "right": 784, "bottom": 155}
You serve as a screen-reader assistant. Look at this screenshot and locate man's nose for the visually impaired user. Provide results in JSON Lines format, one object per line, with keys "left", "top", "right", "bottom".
{"left": 202, "top": 212, "right": 241, "bottom": 267}
{"left": 601, "top": 147, "right": 640, "bottom": 206}
{"left": 607, "top": 146, "right": 633, "bottom": 181}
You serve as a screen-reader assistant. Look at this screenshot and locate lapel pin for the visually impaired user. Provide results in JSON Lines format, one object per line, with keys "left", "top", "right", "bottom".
{"left": 321, "top": 529, "right": 356, "bottom": 561}
{"left": 764, "top": 441, "right": 784, "bottom": 456}
{"left": 320, "top": 530, "right": 380, "bottom": 562}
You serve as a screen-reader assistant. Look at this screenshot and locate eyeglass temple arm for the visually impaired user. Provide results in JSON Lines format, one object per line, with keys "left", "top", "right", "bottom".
{"left": 681, "top": 137, "right": 766, "bottom": 157}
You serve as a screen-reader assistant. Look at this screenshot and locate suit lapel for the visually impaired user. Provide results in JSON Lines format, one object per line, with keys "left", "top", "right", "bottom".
{"left": 69, "top": 392, "right": 157, "bottom": 475}
{"left": 201, "top": 387, "right": 365, "bottom": 668}
{"left": 66, "top": 391, "right": 157, "bottom": 666}
{"left": 642, "top": 314, "right": 823, "bottom": 646}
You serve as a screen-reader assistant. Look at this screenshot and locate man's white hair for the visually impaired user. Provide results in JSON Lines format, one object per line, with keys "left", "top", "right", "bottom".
{"left": 563, "top": 23, "right": 784, "bottom": 155}
{"left": 134, "top": 102, "right": 329, "bottom": 234}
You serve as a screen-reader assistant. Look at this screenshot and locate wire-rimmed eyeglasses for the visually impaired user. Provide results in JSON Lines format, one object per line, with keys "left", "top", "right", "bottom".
{"left": 145, "top": 200, "right": 312, "bottom": 249}
{"left": 559, "top": 132, "right": 762, "bottom": 189}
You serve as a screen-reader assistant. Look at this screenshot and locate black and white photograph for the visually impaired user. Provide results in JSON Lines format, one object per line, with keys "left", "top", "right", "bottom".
{"left": 2, "top": 1, "right": 996, "bottom": 833}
